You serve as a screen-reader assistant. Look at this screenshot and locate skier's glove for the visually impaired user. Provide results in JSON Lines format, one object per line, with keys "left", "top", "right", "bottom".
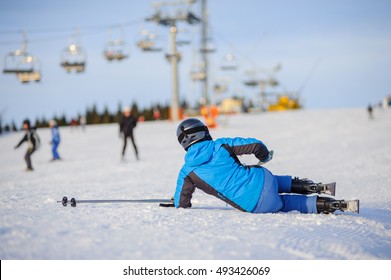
{"left": 258, "top": 150, "right": 274, "bottom": 165}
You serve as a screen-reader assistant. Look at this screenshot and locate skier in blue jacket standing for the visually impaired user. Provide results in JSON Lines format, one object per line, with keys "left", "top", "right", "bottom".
{"left": 173, "top": 118, "right": 359, "bottom": 214}
{"left": 49, "top": 119, "right": 61, "bottom": 161}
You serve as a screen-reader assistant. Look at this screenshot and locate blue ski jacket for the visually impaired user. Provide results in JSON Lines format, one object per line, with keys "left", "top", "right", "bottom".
{"left": 51, "top": 126, "right": 61, "bottom": 145}
{"left": 174, "top": 137, "right": 270, "bottom": 212}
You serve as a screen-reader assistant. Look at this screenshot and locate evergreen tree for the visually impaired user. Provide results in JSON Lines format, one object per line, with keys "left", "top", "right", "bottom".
{"left": 86, "top": 104, "right": 100, "bottom": 124}
{"left": 41, "top": 116, "right": 49, "bottom": 127}
{"left": 161, "top": 103, "right": 170, "bottom": 120}
{"left": 114, "top": 102, "right": 123, "bottom": 123}
{"left": 34, "top": 117, "right": 41, "bottom": 128}
{"left": 131, "top": 101, "right": 139, "bottom": 117}
{"left": 58, "top": 114, "right": 67, "bottom": 126}
{"left": 143, "top": 107, "right": 153, "bottom": 121}
{"left": 101, "top": 106, "right": 111, "bottom": 124}
{"left": 12, "top": 120, "right": 17, "bottom": 131}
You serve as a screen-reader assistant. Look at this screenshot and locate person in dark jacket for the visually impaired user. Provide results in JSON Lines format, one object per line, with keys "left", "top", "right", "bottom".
{"left": 173, "top": 118, "right": 359, "bottom": 214}
{"left": 49, "top": 119, "right": 61, "bottom": 161}
{"left": 367, "top": 104, "right": 374, "bottom": 119}
{"left": 14, "top": 119, "right": 40, "bottom": 171}
{"left": 119, "top": 107, "right": 139, "bottom": 160}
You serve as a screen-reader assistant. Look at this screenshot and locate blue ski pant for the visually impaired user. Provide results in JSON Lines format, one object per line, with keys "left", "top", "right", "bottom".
{"left": 52, "top": 142, "right": 60, "bottom": 159}
{"left": 251, "top": 168, "right": 317, "bottom": 214}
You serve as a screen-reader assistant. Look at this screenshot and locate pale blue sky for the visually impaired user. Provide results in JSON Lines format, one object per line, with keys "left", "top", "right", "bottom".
{"left": 1, "top": 0, "right": 390, "bottom": 125}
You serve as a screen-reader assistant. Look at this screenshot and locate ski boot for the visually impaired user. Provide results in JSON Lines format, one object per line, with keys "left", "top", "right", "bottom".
{"left": 291, "top": 177, "right": 336, "bottom": 196}
{"left": 317, "top": 197, "right": 360, "bottom": 214}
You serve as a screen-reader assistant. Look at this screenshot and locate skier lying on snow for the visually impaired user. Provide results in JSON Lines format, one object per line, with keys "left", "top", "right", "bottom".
{"left": 172, "top": 118, "right": 359, "bottom": 214}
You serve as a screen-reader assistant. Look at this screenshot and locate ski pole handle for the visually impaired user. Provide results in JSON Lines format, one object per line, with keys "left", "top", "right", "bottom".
{"left": 159, "top": 203, "right": 175, "bottom": 207}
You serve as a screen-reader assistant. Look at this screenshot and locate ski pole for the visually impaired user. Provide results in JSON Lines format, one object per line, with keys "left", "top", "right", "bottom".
{"left": 58, "top": 196, "right": 173, "bottom": 207}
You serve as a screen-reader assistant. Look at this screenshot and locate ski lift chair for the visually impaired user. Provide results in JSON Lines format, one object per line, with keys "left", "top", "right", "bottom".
{"left": 3, "top": 51, "right": 41, "bottom": 83}
{"left": 190, "top": 63, "right": 206, "bottom": 81}
{"left": 220, "top": 54, "right": 238, "bottom": 71}
{"left": 17, "top": 71, "right": 41, "bottom": 83}
{"left": 103, "top": 40, "right": 129, "bottom": 61}
{"left": 60, "top": 44, "right": 87, "bottom": 73}
{"left": 136, "top": 29, "right": 162, "bottom": 52}
{"left": 18, "top": 55, "right": 41, "bottom": 83}
{"left": 243, "top": 79, "right": 259, "bottom": 87}
{"left": 60, "top": 61, "right": 86, "bottom": 73}
{"left": 3, "top": 51, "right": 31, "bottom": 74}
{"left": 191, "top": 70, "right": 206, "bottom": 81}
{"left": 137, "top": 40, "right": 162, "bottom": 52}
{"left": 3, "top": 32, "right": 30, "bottom": 75}
{"left": 213, "top": 82, "right": 227, "bottom": 94}
{"left": 200, "top": 38, "right": 216, "bottom": 54}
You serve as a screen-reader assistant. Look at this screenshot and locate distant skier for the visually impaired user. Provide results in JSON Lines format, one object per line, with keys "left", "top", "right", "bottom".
{"left": 172, "top": 118, "right": 359, "bottom": 214}
{"left": 119, "top": 107, "right": 139, "bottom": 160}
{"left": 79, "top": 116, "right": 87, "bottom": 131}
{"left": 14, "top": 119, "right": 40, "bottom": 171}
{"left": 49, "top": 119, "right": 61, "bottom": 161}
{"left": 367, "top": 104, "right": 374, "bottom": 119}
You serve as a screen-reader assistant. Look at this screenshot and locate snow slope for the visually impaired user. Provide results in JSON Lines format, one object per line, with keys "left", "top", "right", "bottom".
{"left": 0, "top": 108, "right": 390, "bottom": 260}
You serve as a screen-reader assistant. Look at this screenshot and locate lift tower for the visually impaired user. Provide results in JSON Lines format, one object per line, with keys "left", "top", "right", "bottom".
{"left": 146, "top": 0, "right": 200, "bottom": 121}
{"left": 200, "top": 0, "right": 209, "bottom": 106}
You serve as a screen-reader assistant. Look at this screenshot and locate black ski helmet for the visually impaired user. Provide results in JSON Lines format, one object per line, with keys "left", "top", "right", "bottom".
{"left": 176, "top": 118, "right": 212, "bottom": 150}
{"left": 23, "top": 119, "right": 31, "bottom": 128}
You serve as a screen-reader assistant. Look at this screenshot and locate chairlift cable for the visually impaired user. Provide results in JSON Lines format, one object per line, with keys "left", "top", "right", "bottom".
{"left": 211, "top": 24, "right": 269, "bottom": 70}
{"left": 296, "top": 57, "right": 322, "bottom": 97}
{"left": 0, "top": 18, "right": 144, "bottom": 46}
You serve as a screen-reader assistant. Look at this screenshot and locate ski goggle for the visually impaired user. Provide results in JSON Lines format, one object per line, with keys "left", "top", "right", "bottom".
{"left": 177, "top": 125, "right": 209, "bottom": 143}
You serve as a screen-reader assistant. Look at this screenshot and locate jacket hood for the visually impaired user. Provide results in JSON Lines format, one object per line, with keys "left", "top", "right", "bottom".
{"left": 185, "top": 140, "right": 214, "bottom": 167}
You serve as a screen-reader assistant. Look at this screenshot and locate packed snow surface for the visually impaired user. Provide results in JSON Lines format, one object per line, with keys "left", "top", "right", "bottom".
{"left": 1, "top": 108, "right": 390, "bottom": 260}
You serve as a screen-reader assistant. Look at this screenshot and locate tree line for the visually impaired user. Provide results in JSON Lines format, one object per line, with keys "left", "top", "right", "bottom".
{"left": 0, "top": 101, "right": 184, "bottom": 133}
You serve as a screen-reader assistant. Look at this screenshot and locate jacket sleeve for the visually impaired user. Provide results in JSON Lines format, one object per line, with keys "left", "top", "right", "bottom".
{"left": 220, "top": 137, "right": 270, "bottom": 162}
{"left": 119, "top": 118, "right": 124, "bottom": 133}
{"left": 15, "top": 134, "right": 28, "bottom": 148}
{"left": 130, "top": 116, "right": 137, "bottom": 128}
{"left": 174, "top": 168, "right": 196, "bottom": 208}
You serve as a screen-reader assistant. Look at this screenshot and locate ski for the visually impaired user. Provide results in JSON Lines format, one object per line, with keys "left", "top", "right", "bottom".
{"left": 331, "top": 199, "right": 360, "bottom": 214}
{"left": 58, "top": 196, "right": 172, "bottom": 207}
{"left": 315, "top": 182, "right": 336, "bottom": 196}
{"left": 339, "top": 199, "right": 359, "bottom": 214}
